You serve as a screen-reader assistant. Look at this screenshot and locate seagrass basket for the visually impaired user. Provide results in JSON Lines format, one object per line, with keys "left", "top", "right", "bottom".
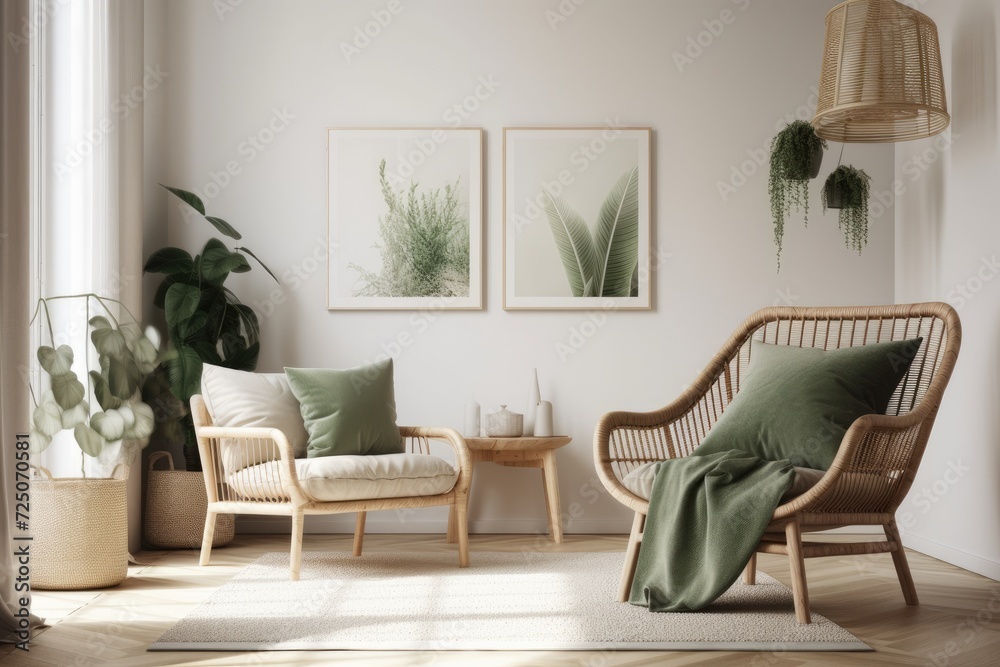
{"left": 144, "top": 451, "right": 234, "bottom": 549}
{"left": 32, "top": 465, "right": 129, "bottom": 590}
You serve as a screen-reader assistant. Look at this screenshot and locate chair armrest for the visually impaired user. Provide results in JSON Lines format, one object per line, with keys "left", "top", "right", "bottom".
{"left": 194, "top": 425, "right": 310, "bottom": 505}
{"left": 398, "top": 426, "right": 472, "bottom": 498}
{"left": 774, "top": 412, "right": 927, "bottom": 519}
{"left": 594, "top": 379, "right": 720, "bottom": 512}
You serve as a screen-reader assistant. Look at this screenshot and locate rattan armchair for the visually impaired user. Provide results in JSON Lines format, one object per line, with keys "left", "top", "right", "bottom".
{"left": 594, "top": 303, "right": 961, "bottom": 623}
{"left": 191, "top": 395, "right": 472, "bottom": 581}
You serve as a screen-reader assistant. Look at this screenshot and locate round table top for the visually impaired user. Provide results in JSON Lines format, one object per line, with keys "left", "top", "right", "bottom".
{"left": 463, "top": 436, "right": 572, "bottom": 451}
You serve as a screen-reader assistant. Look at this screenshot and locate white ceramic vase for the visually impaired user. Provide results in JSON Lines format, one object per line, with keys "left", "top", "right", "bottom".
{"left": 534, "top": 400, "right": 554, "bottom": 437}
{"left": 464, "top": 400, "right": 480, "bottom": 438}
{"left": 524, "top": 368, "right": 540, "bottom": 436}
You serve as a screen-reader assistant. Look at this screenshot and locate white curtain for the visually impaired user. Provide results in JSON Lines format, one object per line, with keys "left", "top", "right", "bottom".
{"left": 34, "top": 0, "right": 145, "bottom": 546}
{"left": 1, "top": 0, "right": 45, "bottom": 645}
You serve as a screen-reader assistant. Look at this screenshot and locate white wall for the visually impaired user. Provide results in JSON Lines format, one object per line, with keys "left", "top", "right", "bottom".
{"left": 139, "top": 0, "right": 169, "bottom": 552}
{"left": 150, "top": 0, "right": 895, "bottom": 535}
{"left": 895, "top": 0, "right": 1000, "bottom": 580}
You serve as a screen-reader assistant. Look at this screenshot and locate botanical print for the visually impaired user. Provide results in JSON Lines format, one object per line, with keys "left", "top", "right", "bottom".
{"left": 328, "top": 128, "right": 482, "bottom": 310}
{"left": 504, "top": 128, "right": 651, "bottom": 310}
{"left": 349, "top": 160, "right": 469, "bottom": 298}
{"left": 542, "top": 164, "right": 639, "bottom": 298}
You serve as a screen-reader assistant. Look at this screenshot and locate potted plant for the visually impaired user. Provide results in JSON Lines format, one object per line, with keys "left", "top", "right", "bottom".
{"left": 768, "top": 120, "right": 826, "bottom": 269}
{"left": 822, "top": 165, "right": 872, "bottom": 254}
{"left": 144, "top": 185, "right": 277, "bottom": 472}
{"left": 29, "top": 294, "right": 161, "bottom": 589}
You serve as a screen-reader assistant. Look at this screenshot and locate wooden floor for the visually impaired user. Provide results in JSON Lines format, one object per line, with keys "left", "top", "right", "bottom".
{"left": 2, "top": 532, "right": 997, "bottom": 666}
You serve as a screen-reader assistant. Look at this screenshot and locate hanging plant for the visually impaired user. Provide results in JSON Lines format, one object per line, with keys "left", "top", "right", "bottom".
{"left": 822, "top": 165, "right": 871, "bottom": 254}
{"left": 768, "top": 120, "right": 826, "bottom": 269}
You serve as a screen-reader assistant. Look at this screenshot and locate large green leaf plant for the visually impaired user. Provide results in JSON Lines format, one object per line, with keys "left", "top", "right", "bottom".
{"left": 144, "top": 186, "right": 277, "bottom": 469}
{"left": 29, "top": 294, "right": 161, "bottom": 476}
{"left": 541, "top": 164, "right": 640, "bottom": 298}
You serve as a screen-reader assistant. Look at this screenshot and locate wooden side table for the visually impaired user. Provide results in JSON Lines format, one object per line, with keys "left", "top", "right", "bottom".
{"left": 447, "top": 436, "right": 572, "bottom": 543}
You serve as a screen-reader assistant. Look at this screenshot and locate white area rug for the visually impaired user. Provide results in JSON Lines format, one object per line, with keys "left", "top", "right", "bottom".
{"left": 150, "top": 551, "right": 869, "bottom": 652}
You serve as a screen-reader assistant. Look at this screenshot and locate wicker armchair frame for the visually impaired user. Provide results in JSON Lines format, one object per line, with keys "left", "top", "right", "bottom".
{"left": 594, "top": 303, "right": 961, "bottom": 623}
{"left": 191, "top": 394, "right": 472, "bottom": 581}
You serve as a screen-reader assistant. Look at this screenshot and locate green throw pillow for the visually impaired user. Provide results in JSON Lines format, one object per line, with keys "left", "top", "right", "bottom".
{"left": 285, "top": 359, "right": 403, "bottom": 458}
{"left": 694, "top": 338, "right": 922, "bottom": 470}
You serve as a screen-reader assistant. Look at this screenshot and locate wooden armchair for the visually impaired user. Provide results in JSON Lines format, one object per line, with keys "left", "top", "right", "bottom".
{"left": 594, "top": 303, "right": 961, "bottom": 623}
{"left": 191, "top": 395, "right": 472, "bottom": 580}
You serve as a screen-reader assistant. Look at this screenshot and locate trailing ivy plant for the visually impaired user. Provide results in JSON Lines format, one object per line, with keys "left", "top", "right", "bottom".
{"left": 768, "top": 120, "right": 826, "bottom": 269}
{"left": 144, "top": 185, "right": 278, "bottom": 470}
{"left": 29, "top": 294, "right": 161, "bottom": 476}
{"left": 822, "top": 165, "right": 872, "bottom": 254}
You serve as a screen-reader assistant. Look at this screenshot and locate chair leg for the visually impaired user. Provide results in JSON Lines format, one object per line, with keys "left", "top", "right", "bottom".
{"left": 353, "top": 511, "right": 366, "bottom": 557}
{"left": 289, "top": 509, "right": 305, "bottom": 581}
{"left": 455, "top": 496, "right": 470, "bottom": 568}
{"left": 743, "top": 551, "right": 757, "bottom": 585}
{"left": 785, "top": 519, "right": 811, "bottom": 624}
{"left": 446, "top": 504, "right": 456, "bottom": 544}
{"left": 199, "top": 511, "right": 218, "bottom": 566}
{"left": 618, "top": 512, "right": 645, "bottom": 603}
{"left": 884, "top": 520, "right": 919, "bottom": 605}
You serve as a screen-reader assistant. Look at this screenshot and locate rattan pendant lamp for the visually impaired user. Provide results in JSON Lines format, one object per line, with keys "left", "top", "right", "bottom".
{"left": 813, "top": 0, "right": 950, "bottom": 143}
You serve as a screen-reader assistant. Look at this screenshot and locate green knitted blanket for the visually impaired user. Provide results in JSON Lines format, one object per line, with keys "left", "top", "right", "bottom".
{"left": 629, "top": 450, "right": 794, "bottom": 612}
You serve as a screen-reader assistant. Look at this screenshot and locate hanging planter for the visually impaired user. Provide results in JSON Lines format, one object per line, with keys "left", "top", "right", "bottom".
{"left": 822, "top": 165, "right": 871, "bottom": 254}
{"left": 768, "top": 121, "right": 826, "bottom": 269}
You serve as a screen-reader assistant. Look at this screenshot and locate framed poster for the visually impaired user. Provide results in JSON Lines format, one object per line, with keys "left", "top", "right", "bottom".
{"left": 327, "top": 128, "right": 483, "bottom": 310}
{"left": 503, "top": 127, "right": 652, "bottom": 310}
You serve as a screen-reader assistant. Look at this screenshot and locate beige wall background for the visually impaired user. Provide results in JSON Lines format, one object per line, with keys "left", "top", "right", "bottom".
{"left": 142, "top": 0, "right": 897, "bottom": 537}
{"left": 895, "top": 0, "right": 1000, "bottom": 580}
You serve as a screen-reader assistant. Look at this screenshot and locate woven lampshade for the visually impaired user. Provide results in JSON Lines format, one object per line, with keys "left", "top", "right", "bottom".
{"left": 813, "top": 0, "right": 950, "bottom": 143}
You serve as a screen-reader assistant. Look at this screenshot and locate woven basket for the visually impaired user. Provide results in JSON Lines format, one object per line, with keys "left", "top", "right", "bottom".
{"left": 32, "top": 465, "right": 129, "bottom": 590}
{"left": 144, "top": 451, "right": 234, "bottom": 549}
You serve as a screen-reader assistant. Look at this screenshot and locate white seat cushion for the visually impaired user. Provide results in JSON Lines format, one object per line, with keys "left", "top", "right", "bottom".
{"left": 227, "top": 453, "right": 459, "bottom": 502}
{"left": 621, "top": 460, "right": 826, "bottom": 502}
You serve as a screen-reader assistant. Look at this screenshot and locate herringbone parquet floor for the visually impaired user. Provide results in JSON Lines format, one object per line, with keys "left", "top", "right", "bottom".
{"left": 2, "top": 532, "right": 996, "bottom": 666}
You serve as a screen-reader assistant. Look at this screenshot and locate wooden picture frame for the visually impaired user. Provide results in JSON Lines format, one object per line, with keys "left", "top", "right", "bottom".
{"left": 503, "top": 127, "right": 652, "bottom": 311}
{"left": 327, "top": 128, "right": 484, "bottom": 310}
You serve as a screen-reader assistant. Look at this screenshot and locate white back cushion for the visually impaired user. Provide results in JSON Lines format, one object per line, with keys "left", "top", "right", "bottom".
{"left": 200, "top": 365, "right": 309, "bottom": 473}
